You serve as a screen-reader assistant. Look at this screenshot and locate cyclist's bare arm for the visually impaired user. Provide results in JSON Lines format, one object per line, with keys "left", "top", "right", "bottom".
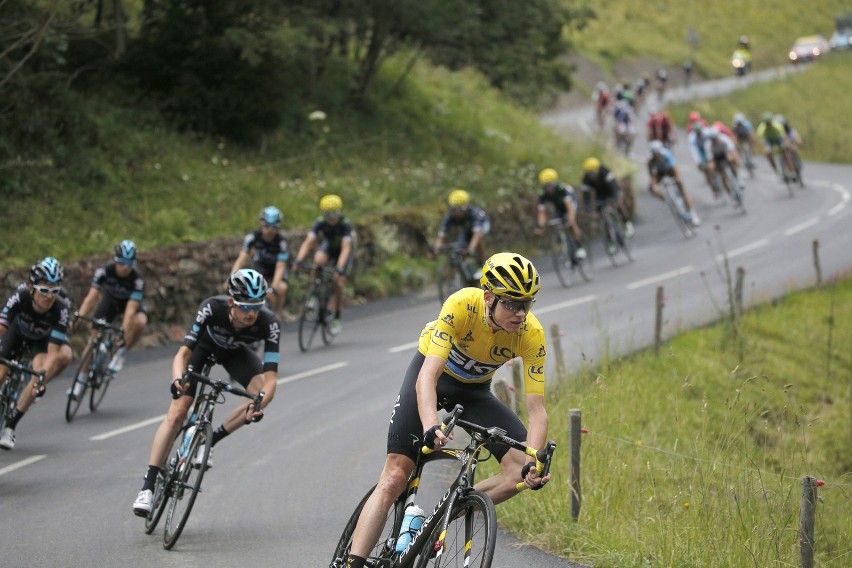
{"left": 76, "top": 287, "right": 101, "bottom": 320}
{"left": 416, "top": 354, "right": 452, "bottom": 448}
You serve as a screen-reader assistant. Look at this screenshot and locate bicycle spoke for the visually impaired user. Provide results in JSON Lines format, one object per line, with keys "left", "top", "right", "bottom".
{"left": 163, "top": 425, "right": 210, "bottom": 549}
{"left": 66, "top": 347, "right": 94, "bottom": 422}
{"left": 330, "top": 485, "right": 402, "bottom": 567}
{"left": 414, "top": 491, "right": 496, "bottom": 568}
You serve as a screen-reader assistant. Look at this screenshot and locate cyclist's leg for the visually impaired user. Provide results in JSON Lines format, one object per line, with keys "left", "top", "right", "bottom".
{"left": 349, "top": 353, "right": 424, "bottom": 559}
{"left": 214, "top": 347, "right": 267, "bottom": 437}
{"left": 673, "top": 170, "right": 694, "bottom": 212}
{"left": 764, "top": 140, "right": 778, "bottom": 173}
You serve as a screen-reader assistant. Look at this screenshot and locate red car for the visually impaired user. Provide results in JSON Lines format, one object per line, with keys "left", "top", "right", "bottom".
{"left": 788, "top": 35, "right": 830, "bottom": 63}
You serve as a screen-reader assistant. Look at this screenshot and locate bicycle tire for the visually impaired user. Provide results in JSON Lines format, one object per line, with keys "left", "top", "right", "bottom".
{"left": 664, "top": 181, "right": 693, "bottom": 239}
{"left": 741, "top": 144, "right": 756, "bottom": 179}
{"left": 602, "top": 212, "right": 620, "bottom": 267}
{"left": 320, "top": 285, "right": 337, "bottom": 346}
{"left": 330, "top": 484, "right": 404, "bottom": 567}
{"left": 550, "top": 230, "right": 570, "bottom": 288}
{"left": 298, "top": 291, "right": 322, "bottom": 352}
{"left": 437, "top": 259, "right": 461, "bottom": 305}
{"left": 0, "top": 380, "right": 16, "bottom": 433}
{"left": 723, "top": 164, "right": 746, "bottom": 213}
{"left": 89, "top": 342, "right": 115, "bottom": 413}
{"left": 65, "top": 347, "right": 94, "bottom": 422}
{"left": 779, "top": 153, "right": 795, "bottom": 198}
{"left": 413, "top": 490, "right": 496, "bottom": 568}
{"left": 145, "top": 467, "right": 173, "bottom": 534}
{"left": 162, "top": 423, "right": 211, "bottom": 549}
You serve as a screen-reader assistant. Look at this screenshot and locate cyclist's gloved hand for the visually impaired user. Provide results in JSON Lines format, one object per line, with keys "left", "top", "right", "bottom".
{"left": 170, "top": 379, "right": 184, "bottom": 399}
{"left": 245, "top": 402, "right": 264, "bottom": 424}
{"left": 521, "top": 462, "right": 547, "bottom": 491}
{"left": 423, "top": 424, "right": 446, "bottom": 450}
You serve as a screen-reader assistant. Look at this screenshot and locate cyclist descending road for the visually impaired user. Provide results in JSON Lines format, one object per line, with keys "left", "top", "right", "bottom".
{"left": 336, "top": 253, "right": 551, "bottom": 568}
{"left": 534, "top": 168, "right": 586, "bottom": 262}
{"left": 430, "top": 189, "right": 490, "bottom": 282}
{"left": 0, "top": 258, "right": 72, "bottom": 450}
{"left": 580, "top": 157, "right": 635, "bottom": 239}
{"left": 132, "top": 269, "right": 279, "bottom": 518}
{"left": 647, "top": 140, "right": 701, "bottom": 228}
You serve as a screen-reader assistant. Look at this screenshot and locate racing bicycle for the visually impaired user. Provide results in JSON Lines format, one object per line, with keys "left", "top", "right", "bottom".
{"left": 297, "top": 262, "right": 340, "bottom": 352}
{"left": 0, "top": 353, "right": 45, "bottom": 434}
{"left": 657, "top": 175, "right": 696, "bottom": 239}
{"left": 330, "top": 404, "right": 556, "bottom": 568}
{"left": 545, "top": 218, "right": 593, "bottom": 287}
{"left": 65, "top": 314, "right": 124, "bottom": 422}
{"left": 435, "top": 244, "right": 480, "bottom": 305}
{"left": 143, "top": 356, "right": 265, "bottom": 549}
{"left": 596, "top": 200, "right": 634, "bottom": 266}
{"left": 711, "top": 157, "right": 745, "bottom": 213}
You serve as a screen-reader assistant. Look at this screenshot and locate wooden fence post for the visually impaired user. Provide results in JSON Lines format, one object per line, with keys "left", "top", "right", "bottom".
{"left": 812, "top": 240, "right": 822, "bottom": 287}
{"left": 493, "top": 380, "right": 511, "bottom": 409}
{"left": 734, "top": 266, "right": 745, "bottom": 317}
{"left": 799, "top": 475, "right": 817, "bottom": 568}
{"left": 654, "top": 286, "right": 664, "bottom": 356}
{"left": 550, "top": 323, "right": 565, "bottom": 377}
{"left": 569, "top": 409, "right": 582, "bottom": 521}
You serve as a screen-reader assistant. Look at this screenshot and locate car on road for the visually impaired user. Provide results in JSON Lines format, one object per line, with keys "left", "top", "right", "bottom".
{"left": 829, "top": 28, "right": 851, "bottom": 50}
{"left": 788, "top": 35, "right": 830, "bottom": 63}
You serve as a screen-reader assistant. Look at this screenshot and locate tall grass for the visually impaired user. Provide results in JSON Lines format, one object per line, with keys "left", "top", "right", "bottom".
{"left": 488, "top": 279, "right": 851, "bottom": 567}
{"left": 566, "top": 0, "right": 849, "bottom": 77}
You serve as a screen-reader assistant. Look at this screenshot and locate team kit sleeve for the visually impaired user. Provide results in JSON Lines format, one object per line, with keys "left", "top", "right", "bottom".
{"left": 519, "top": 320, "right": 547, "bottom": 396}
{"left": 92, "top": 266, "right": 107, "bottom": 288}
{"left": 261, "top": 314, "right": 281, "bottom": 373}
{"left": 183, "top": 299, "right": 212, "bottom": 349}
{"left": 131, "top": 273, "right": 144, "bottom": 302}
{"left": 49, "top": 299, "right": 71, "bottom": 345}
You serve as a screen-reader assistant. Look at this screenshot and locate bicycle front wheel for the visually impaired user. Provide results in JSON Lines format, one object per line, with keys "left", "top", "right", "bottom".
{"left": 550, "top": 231, "right": 570, "bottom": 288}
{"left": 66, "top": 347, "right": 93, "bottom": 422}
{"left": 665, "top": 184, "right": 693, "bottom": 239}
{"left": 575, "top": 236, "right": 595, "bottom": 282}
{"left": 162, "top": 423, "right": 211, "bottom": 550}
{"left": 330, "top": 484, "right": 404, "bottom": 568}
{"left": 298, "top": 292, "right": 322, "bottom": 352}
{"left": 89, "top": 345, "right": 115, "bottom": 412}
{"left": 414, "top": 490, "right": 496, "bottom": 568}
{"left": 145, "top": 467, "right": 173, "bottom": 534}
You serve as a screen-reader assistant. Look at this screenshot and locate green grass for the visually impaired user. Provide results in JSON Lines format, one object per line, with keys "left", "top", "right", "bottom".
{"left": 485, "top": 278, "right": 852, "bottom": 567}
{"left": 668, "top": 54, "right": 852, "bottom": 163}
{"left": 566, "top": 0, "right": 849, "bottom": 78}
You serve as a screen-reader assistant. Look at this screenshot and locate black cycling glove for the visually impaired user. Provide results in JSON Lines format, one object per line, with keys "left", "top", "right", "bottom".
{"left": 521, "top": 462, "right": 546, "bottom": 491}
{"left": 423, "top": 425, "right": 442, "bottom": 449}
{"left": 170, "top": 379, "right": 183, "bottom": 399}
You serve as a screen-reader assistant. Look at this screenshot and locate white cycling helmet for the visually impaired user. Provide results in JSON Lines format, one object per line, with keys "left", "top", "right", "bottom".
{"left": 733, "top": 112, "right": 746, "bottom": 125}
{"left": 649, "top": 140, "right": 664, "bottom": 154}
{"left": 704, "top": 126, "right": 719, "bottom": 138}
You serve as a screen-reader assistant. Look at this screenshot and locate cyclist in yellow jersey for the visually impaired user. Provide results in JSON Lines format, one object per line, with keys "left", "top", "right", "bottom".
{"left": 341, "top": 253, "right": 550, "bottom": 568}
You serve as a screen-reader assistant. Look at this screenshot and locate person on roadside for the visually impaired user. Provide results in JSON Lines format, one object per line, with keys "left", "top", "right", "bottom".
{"left": 579, "top": 157, "right": 635, "bottom": 238}
{"left": 293, "top": 194, "right": 354, "bottom": 336}
{"left": 71, "top": 240, "right": 148, "bottom": 397}
{"left": 337, "top": 252, "right": 551, "bottom": 568}
{"left": 226, "top": 206, "right": 290, "bottom": 313}
{"left": 534, "top": 168, "right": 586, "bottom": 261}
{"left": 647, "top": 140, "right": 701, "bottom": 226}
{"left": 132, "top": 268, "right": 279, "bottom": 517}
{"left": 0, "top": 257, "right": 72, "bottom": 450}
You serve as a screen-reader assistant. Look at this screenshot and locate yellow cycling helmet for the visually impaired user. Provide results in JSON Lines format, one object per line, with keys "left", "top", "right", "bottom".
{"left": 447, "top": 189, "right": 470, "bottom": 207}
{"left": 480, "top": 252, "right": 541, "bottom": 300}
{"left": 582, "top": 157, "right": 600, "bottom": 172}
{"left": 538, "top": 168, "right": 558, "bottom": 185}
{"left": 319, "top": 194, "right": 343, "bottom": 213}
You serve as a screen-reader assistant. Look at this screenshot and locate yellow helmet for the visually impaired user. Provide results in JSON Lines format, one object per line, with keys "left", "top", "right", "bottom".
{"left": 480, "top": 252, "right": 541, "bottom": 300}
{"left": 447, "top": 189, "right": 470, "bottom": 207}
{"left": 538, "top": 168, "right": 558, "bottom": 185}
{"left": 319, "top": 194, "right": 343, "bottom": 213}
{"left": 582, "top": 157, "right": 600, "bottom": 172}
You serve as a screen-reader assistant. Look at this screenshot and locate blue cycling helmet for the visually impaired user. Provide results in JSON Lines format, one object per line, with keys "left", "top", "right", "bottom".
{"left": 30, "top": 257, "right": 64, "bottom": 284}
{"left": 228, "top": 268, "right": 268, "bottom": 302}
{"left": 114, "top": 239, "right": 137, "bottom": 263}
{"left": 259, "top": 206, "right": 282, "bottom": 227}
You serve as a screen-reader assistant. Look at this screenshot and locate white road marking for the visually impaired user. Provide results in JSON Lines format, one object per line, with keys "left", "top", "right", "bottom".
{"left": 828, "top": 183, "right": 849, "bottom": 216}
{"left": 784, "top": 217, "right": 819, "bottom": 236}
{"left": 0, "top": 454, "right": 47, "bottom": 476}
{"left": 90, "top": 362, "right": 350, "bottom": 441}
{"left": 716, "top": 238, "right": 769, "bottom": 262}
{"left": 626, "top": 266, "right": 694, "bottom": 290}
{"left": 386, "top": 295, "right": 597, "bottom": 353}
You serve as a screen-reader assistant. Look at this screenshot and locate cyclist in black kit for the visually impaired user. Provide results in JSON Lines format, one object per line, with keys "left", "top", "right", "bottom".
{"left": 0, "top": 257, "right": 72, "bottom": 450}
{"left": 534, "top": 168, "right": 586, "bottom": 261}
{"left": 226, "top": 206, "right": 290, "bottom": 312}
{"left": 132, "top": 268, "right": 280, "bottom": 516}
{"left": 431, "top": 189, "right": 490, "bottom": 266}
{"left": 293, "top": 194, "right": 354, "bottom": 337}
{"left": 580, "top": 157, "right": 635, "bottom": 238}
{"left": 71, "top": 240, "right": 148, "bottom": 397}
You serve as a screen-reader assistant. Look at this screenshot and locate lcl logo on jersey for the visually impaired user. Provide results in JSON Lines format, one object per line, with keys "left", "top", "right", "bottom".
{"left": 489, "top": 346, "right": 515, "bottom": 361}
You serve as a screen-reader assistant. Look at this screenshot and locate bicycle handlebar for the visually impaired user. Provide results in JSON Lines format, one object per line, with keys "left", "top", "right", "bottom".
{"left": 0, "top": 356, "right": 47, "bottom": 392}
{"left": 420, "top": 404, "right": 557, "bottom": 492}
{"left": 180, "top": 368, "right": 265, "bottom": 412}
{"left": 73, "top": 312, "right": 125, "bottom": 336}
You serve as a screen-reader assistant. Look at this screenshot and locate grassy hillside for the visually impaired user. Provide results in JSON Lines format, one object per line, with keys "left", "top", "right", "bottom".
{"left": 487, "top": 278, "right": 852, "bottom": 567}
{"left": 565, "top": 0, "right": 850, "bottom": 78}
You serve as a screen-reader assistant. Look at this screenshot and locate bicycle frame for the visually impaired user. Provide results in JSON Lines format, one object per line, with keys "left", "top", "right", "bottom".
{"left": 0, "top": 354, "right": 45, "bottom": 431}
{"left": 298, "top": 263, "right": 339, "bottom": 351}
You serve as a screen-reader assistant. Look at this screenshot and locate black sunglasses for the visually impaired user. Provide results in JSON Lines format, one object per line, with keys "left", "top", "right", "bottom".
{"left": 496, "top": 297, "right": 534, "bottom": 313}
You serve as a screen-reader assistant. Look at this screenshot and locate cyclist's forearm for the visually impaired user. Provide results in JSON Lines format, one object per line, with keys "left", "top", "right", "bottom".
{"left": 415, "top": 355, "right": 445, "bottom": 430}
{"left": 524, "top": 395, "right": 549, "bottom": 454}
{"left": 172, "top": 346, "right": 191, "bottom": 381}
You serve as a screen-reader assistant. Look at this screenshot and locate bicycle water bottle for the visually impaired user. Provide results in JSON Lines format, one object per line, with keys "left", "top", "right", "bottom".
{"left": 394, "top": 504, "right": 425, "bottom": 553}
{"left": 178, "top": 425, "right": 196, "bottom": 471}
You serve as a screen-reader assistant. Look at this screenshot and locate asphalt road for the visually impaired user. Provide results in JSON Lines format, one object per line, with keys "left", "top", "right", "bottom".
{"left": 1, "top": 70, "right": 850, "bottom": 567}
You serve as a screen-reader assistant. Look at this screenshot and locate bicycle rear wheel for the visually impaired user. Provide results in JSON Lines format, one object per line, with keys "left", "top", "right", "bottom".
{"left": 298, "top": 292, "right": 322, "bottom": 352}
{"left": 437, "top": 260, "right": 461, "bottom": 305}
{"left": 665, "top": 184, "right": 693, "bottom": 239}
{"left": 330, "top": 484, "right": 404, "bottom": 567}
{"left": 723, "top": 164, "right": 746, "bottom": 214}
{"left": 145, "top": 467, "right": 173, "bottom": 534}
{"left": 65, "top": 347, "right": 93, "bottom": 422}
{"left": 575, "top": 236, "right": 595, "bottom": 282}
{"left": 550, "top": 231, "right": 570, "bottom": 288}
{"left": 414, "top": 490, "right": 496, "bottom": 568}
{"left": 162, "top": 424, "right": 211, "bottom": 549}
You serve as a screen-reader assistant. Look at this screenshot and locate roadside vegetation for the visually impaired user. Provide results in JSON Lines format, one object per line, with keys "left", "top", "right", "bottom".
{"left": 485, "top": 278, "right": 851, "bottom": 567}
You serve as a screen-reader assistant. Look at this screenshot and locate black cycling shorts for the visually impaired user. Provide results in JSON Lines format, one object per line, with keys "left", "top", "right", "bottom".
{"left": 183, "top": 343, "right": 262, "bottom": 398}
{"left": 0, "top": 323, "right": 54, "bottom": 359}
{"left": 386, "top": 352, "right": 527, "bottom": 462}
{"left": 92, "top": 295, "right": 148, "bottom": 323}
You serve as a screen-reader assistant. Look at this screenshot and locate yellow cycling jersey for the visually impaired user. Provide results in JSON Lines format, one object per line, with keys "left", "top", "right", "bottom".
{"left": 417, "top": 287, "right": 546, "bottom": 396}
